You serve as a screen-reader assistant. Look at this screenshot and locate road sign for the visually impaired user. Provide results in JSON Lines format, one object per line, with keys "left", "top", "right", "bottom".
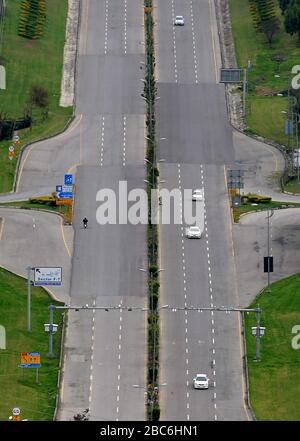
{"left": 8, "top": 156, "right": 13, "bottom": 161}
{"left": 220, "top": 68, "right": 243, "bottom": 83}
{"left": 33, "top": 267, "right": 62, "bottom": 286}
{"left": 57, "top": 192, "right": 73, "bottom": 199}
{"left": 12, "top": 408, "right": 20, "bottom": 416}
{"left": 285, "top": 119, "right": 293, "bottom": 136}
{"left": 20, "top": 352, "right": 41, "bottom": 365}
{"left": 9, "top": 145, "right": 14, "bottom": 153}
{"left": 56, "top": 199, "right": 73, "bottom": 206}
{"left": 64, "top": 174, "right": 73, "bottom": 185}
{"left": 264, "top": 256, "right": 273, "bottom": 273}
{"left": 228, "top": 170, "right": 244, "bottom": 178}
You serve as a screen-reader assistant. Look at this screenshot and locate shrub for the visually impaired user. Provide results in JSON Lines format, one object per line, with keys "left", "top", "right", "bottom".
{"left": 29, "top": 195, "right": 56, "bottom": 206}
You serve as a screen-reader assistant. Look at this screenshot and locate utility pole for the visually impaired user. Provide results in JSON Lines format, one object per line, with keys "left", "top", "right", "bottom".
{"left": 243, "top": 68, "right": 247, "bottom": 118}
{"left": 266, "top": 210, "right": 274, "bottom": 292}
{"left": 26, "top": 267, "right": 33, "bottom": 333}
{"left": 255, "top": 307, "right": 262, "bottom": 361}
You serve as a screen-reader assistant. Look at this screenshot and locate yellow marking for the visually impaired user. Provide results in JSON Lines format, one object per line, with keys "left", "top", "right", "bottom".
{"left": 67, "top": 163, "right": 80, "bottom": 174}
{"left": 16, "top": 144, "right": 36, "bottom": 192}
{"left": 58, "top": 114, "right": 83, "bottom": 139}
{"left": 223, "top": 165, "right": 252, "bottom": 421}
{"left": 60, "top": 218, "right": 72, "bottom": 257}
{"left": 208, "top": 0, "right": 218, "bottom": 84}
{"left": 0, "top": 218, "right": 5, "bottom": 241}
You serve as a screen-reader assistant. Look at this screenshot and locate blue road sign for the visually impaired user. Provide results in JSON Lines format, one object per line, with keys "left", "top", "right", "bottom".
{"left": 58, "top": 192, "right": 73, "bottom": 199}
{"left": 56, "top": 185, "right": 62, "bottom": 192}
{"left": 19, "top": 364, "right": 42, "bottom": 368}
{"left": 285, "top": 120, "right": 293, "bottom": 136}
{"left": 64, "top": 174, "right": 73, "bottom": 185}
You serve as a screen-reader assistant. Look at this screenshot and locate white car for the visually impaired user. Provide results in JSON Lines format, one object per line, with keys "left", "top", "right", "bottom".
{"left": 192, "top": 189, "right": 203, "bottom": 201}
{"left": 174, "top": 15, "right": 184, "bottom": 26}
{"left": 193, "top": 374, "right": 209, "bottom": 389}
{"left": 186, "top": 226, "right": 202, "bottom": 239}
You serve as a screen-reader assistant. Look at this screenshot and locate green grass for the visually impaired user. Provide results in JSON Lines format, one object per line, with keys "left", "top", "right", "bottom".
{"left": 245, "top": 273, "right": 300, "bottom": 420}
{"left": 285, "top": 177, "right": 300, "bottom": 194}
{"left": 0, "top": 200, "right": 68, "bottom": 215}
{"left": 0, "top": 0, "right": 73, "bottom": 193}
{"left": 0, "top": 267, "right": 64, "bottom": 421}
{"left": 229, "top": 0, "right": 300, "bottom": 146}
{"left": 233, "top": 200, "right": 300, "bottom": 222}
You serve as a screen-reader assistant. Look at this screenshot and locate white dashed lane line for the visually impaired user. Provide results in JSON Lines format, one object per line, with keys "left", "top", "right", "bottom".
{"left": 88, "top": 300, "right": 97, "bottom": 407}
{"left": 190, "top": 0, "right": 198, "bottom": 83}
{"left": 124, "top": 0, "right": 127, "bottom": 55}
{"left": 116, "top": 307, "right": 123, "bottom": 421}
{"left": 104, "top": 0, "right": 108, "bottom": 54}
{"left": 123, "top": 116, "right": 127, "bottom": 166}
{"left": 171, "top": 0, "right": 178, "bottom": 83}
{"left": 201, "top": 164, "right": 218, "bottom": 421}
{"left": 100, "top": 116, "right": 105, "bottom": 166}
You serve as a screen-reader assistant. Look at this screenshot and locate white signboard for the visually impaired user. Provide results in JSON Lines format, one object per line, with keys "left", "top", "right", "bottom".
{"left": 34, "top": 267, "right": 62, "bottom": 286}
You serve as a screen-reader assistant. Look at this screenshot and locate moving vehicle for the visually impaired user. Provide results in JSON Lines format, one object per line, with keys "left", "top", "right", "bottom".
{"left": 186, "top": 226, "right": 202, "bottom": 238}
{"left": 174, "top": 15, "right": 184, "bottom": 26}
{"left": 193, "top": 374, "right": 209, "bottom": 389}
{"left": 192, "top": 189, "right": 203, "bottom": 201}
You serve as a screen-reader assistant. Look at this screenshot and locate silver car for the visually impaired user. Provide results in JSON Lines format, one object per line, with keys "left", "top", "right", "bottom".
{"left": 174, "top": 15, "right": 184, "bottom": 26}
{"left": 186, "top": 226, "right": 202, "bottom": 239}
{"left": 193, "top": 374, "right": 209, "bottom": 389}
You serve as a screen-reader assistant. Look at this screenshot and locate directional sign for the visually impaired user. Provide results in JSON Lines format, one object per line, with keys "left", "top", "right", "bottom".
{"left": 19, "top": 352, "right": 41, "bottom": 368}
{"left": 12, "top": 408, "right": 21, "bottom": 416}
{"left": 64, "top": 174, "right": 73, "bottom": 185}
{"left": 33, "top": 267, "right": 62, "bottom": 286}
{"left": 9, "top": 145, "right": 14, "bottom": 153}
{"left": 58, "top": 192, "right": 73, "bottom": 199}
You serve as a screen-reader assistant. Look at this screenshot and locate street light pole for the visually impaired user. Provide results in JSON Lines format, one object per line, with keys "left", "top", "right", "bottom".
{"left": 26, "top": 267, "right": 33, "bottom": 333}
{"left": 48, "top": 305, "right": 54, "bottom": 358}
{"left": 266, "top": 209, "right": 274, "bottom": 292}
{"left": 255, "top": 307, "right": 262, "bottom": 361}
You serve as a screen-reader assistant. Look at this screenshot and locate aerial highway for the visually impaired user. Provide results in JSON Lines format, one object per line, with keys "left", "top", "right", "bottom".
{"left": 54, "top": 0, "right": 148, "bottom": 421}
{"left": 155, "top": 0, "right": 249, "bottom": 420}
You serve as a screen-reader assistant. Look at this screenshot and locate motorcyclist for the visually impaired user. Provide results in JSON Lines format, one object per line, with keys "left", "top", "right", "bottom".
{"left": 83, "top": 217, "right": 88, "bottom": 228}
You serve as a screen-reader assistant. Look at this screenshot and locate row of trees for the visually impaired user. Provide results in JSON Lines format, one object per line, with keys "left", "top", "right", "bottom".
{"left": 249, "top": 0, "right": 300, "bottom": 44}
{"left": 249, "top": 0, "right": 280, "bottom": 44}
{"left": 279, "top": 0, "right": 300, "bottom": 39}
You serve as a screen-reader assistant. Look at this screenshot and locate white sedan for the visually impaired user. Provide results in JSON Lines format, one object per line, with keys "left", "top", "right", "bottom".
{"left": 186, "top": 226, "right": 202, "bottom": 239}
{"left": 193, "top": 374, "right": 209, "bottom": 389}
{"left": 174, "top": 15, "right": 184, "bottom": 26}
{"left": 192, "top": 189, "right": 203, "bottom": 201}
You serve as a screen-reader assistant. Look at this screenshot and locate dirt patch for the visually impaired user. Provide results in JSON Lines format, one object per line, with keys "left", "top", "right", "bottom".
{"left": 22, "top": 39, "right": 36, "bottom": 49}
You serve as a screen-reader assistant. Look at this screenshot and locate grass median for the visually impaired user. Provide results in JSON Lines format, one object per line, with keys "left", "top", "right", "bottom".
{"left": 0, "top": 0, "right": 73, "bottom": 194}
{"left": 0, "top": 267, "right": 64, "bottom": 421}
{"left": 245, "top": 273, "right": 300, "bottom": 420}
{"left": 233, "top": 200, "right": 300, "bottom": 222}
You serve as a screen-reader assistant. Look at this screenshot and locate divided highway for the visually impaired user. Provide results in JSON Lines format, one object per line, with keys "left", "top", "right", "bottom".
{"left": 58, "top": 0, "right": 147, "bottom": 421}
{"left": 155, "top": 0, "right": 249, "bottom": 420}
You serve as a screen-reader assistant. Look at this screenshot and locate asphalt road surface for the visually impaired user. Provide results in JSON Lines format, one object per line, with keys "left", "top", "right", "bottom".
{"left": 0, "top": 209, "right": 72, "bottom": 303}
{"left": 155, "top": 0, "right": 249, "bottom": 420}
{"left": 57, "top": 0, "right": 147, "bottom": 421}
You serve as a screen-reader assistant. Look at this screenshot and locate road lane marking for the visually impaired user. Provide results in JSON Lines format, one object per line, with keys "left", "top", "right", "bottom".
{"left": 208, "top": 0, "right": 218, "bottom": 83}
{"left": 0, "top": 217, "right": 5, "bottom": 241}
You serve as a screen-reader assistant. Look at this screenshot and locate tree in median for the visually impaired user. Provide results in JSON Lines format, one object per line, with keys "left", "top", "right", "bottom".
{"left": 284, "top": 0, "right": 300, "bottom": 39}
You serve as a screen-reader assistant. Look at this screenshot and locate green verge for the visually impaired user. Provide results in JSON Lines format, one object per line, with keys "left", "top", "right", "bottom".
{"left": 284, "top": 177, "right": 300, "bottom": 194}
{"left": 229, "top": 0, "right": 300, "bottom": 147}
{"left": 233, "top": 200, "right": 300, "bottom": 222}
{"left": 0, "top": 0, "right": 73, "bottom": 194}
{"left": 245, "top": 273, "right": 300, "bottom": 420}
{"left": 0, "top": 267, "right": 64, "bottom": 421}
{"left": 0, "top": 200, "right": 68, "bottom": 215}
